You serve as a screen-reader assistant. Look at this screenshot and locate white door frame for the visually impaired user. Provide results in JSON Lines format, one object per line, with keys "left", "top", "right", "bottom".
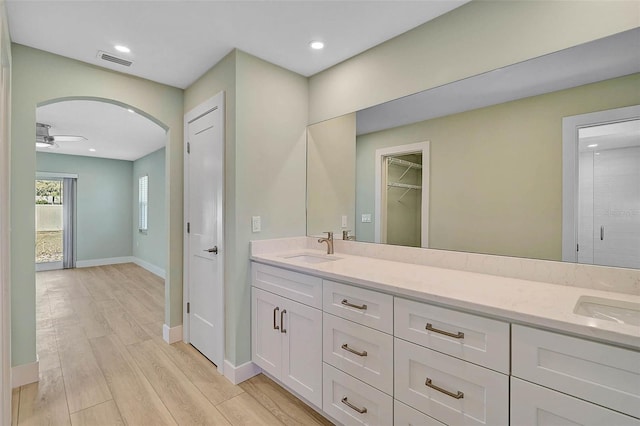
{"left": 374, "top": 141, "right": 430, "bottom": 247}
{"left": 182, "top": 92, "right": 225, "bottom": 374}
{"left": 561, "top": 104, "right": 640, "bottom": 262}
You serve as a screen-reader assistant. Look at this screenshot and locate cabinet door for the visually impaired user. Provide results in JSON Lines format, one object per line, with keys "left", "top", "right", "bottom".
{"left": 252, "top": 287, "right": 282, "bottom": 378}
{"left": 511, "top": 377, "right": 640, "bottom": 426}
{"left": 281, "top": 297, "right": 323, "bottom": 409}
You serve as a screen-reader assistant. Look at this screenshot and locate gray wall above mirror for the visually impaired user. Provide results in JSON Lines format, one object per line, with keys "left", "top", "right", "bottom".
{"left": 307, "top": 28, "right": 640, "bottom": 268}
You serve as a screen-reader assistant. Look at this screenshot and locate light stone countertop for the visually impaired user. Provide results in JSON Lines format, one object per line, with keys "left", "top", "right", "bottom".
{"left": 250, "top": 248, "right": 640, "bottom": 350}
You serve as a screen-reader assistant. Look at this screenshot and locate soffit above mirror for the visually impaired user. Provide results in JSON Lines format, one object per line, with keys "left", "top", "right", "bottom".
{"left": 357, "top": 28, "right": 640, "bottom": 136}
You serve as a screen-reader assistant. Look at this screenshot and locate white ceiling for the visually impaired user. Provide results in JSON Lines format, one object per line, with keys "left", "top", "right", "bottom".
{"left": 6, "top": 0, "right": 469, "bottom": 89}
{"left": 36, "top": 100, "right": 167, "bottom": 161}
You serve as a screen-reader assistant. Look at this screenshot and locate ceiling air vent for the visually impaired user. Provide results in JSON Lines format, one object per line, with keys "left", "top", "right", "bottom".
{"left": 97, "top": 51, "right": 133, "bottom": 67}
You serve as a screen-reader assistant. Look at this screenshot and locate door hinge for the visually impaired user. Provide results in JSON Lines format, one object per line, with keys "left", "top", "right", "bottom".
{"left": 187, "top": 302, "right": 190, "bottom": 314}
{"left": 187, "top": 222, "right": 190, "bottom": 233}
{"left": 577, "top": 243, "right": 579, "bottom": 252}
{"left": 187, "top": 142, "right": 190, "bottom": 154}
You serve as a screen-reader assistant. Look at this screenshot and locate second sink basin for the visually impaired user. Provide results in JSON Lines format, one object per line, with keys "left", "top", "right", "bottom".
{"left": 574, "top": 296, "right": 640, "bottom": 326}
{"left": 283, "top": 253, "right": 341, "bottom": 264}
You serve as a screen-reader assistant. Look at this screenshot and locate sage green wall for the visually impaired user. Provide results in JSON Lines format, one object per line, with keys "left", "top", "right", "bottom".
{"left": 37, "top": 152, "right": 134, "bottom": 261}
{"left": 309, "top": 1, "right": 640, "bottom": 123}
{"left": 11, "top": 44, "right": 183, "bottom": 367}
{"left": 184, "top": 49, "right": 308, "bottom": 366}
{"left": 356, "top": 74, "right": 640, "bottom": 260}
{"left": 133, "top": 147, "right": 166, "bottom": 271}
{"left": 307, "top": 113, "right": 356, "bottom": 236}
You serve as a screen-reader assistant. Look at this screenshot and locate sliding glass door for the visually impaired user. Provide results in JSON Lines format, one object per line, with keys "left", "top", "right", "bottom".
{"left": 35, "top": 176, "right": 76, "bottom": 271}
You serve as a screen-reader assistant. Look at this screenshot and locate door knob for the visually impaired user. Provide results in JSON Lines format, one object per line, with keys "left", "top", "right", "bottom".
{"left": 203, "top": 246, "right": 218, "bottom": 254}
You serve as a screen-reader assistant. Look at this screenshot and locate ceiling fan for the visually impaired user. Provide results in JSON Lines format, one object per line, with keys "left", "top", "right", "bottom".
{"left": 36, "top": 122, "right": 87, "bottom": 148}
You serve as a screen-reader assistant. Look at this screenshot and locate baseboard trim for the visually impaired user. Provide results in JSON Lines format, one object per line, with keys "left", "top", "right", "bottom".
{"left": 76, "top": 256, "right": 134, "bottom": 268}
{"left": 223, "top": 360, "right": 261, "bottom": 385}
{"left": 163, "top": 324, "right": 183, "bottom": 344}
{"left": 12, "top": 357, "right": 39, "bottom": 388}
{"left": 35, "top": 261, "right": 63, "bottom": 272}
{"left": 132, "top": 257, "right": 166, "bottom": 279}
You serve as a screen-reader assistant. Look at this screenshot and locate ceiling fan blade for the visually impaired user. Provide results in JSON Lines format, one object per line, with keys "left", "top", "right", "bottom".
{"left": 51, "top": 135, "right": 87, "bottom": 142}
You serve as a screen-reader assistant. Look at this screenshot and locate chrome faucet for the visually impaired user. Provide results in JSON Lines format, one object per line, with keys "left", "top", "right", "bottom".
{"left": 342, "top": 230, "right": 355, "bottom": 241}
{"left": 318, "top": 231, "right": 334, "bottom": 254}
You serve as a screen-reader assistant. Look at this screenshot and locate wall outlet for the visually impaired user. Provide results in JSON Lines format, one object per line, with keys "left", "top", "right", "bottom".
{"left": 252, "top": 216, "right": 261, "bottom": 233}
{"left": 341, "top": 215, "right": 348, "bottom": 228}
{"left": 361, "top": 213, "right": 372, "bottom": 223}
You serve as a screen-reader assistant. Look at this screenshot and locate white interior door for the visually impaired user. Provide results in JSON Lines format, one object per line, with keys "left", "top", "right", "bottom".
{"left": 185, "top": 93, "right": 224, "bottom": 367}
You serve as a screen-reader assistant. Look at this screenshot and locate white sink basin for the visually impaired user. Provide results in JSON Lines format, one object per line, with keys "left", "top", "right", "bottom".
{"left": 282, "top": 253, "right": 341, "bottom": 264}
{"left": 574, "top": 296, "right": 640, "bottom": 326}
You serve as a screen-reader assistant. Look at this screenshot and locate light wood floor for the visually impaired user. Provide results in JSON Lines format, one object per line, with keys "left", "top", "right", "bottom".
{"left": 12, "top": 263, "right": 333, "bottom": 426}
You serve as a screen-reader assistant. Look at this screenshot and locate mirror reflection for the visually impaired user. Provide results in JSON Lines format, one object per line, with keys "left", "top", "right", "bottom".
{"left": 307, "top": 28, "right": 640, "bottom": 267}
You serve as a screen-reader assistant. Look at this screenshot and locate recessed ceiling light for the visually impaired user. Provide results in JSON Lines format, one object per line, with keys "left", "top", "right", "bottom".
{"left": 310, "top": 41, "right": 324, "bottom": 50}
{"left": 114, "top": 45, "right": 130, "bottom": 53}
{"left": 587, "top": 143, "right": 598, "bottom": 148}
{"left": 89, "top": 148, "right": 96, "bottom": 152}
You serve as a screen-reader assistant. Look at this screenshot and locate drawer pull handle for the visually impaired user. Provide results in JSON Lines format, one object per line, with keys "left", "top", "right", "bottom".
{"left": 341, "top": 343, "right": 368, "bottom": 357}
{"left": 273, "top": 307, "right": 280, "bottom": 330}
{"left": 341, "top": 299, "right": 367, "bottom": 310}
{"left": 341, "top": 396, "right": 367, "bottom": 414}
{"left": 280, "top": 309, "right": 287, "bottom": 333}
{"left": 425, "top": 378, "right": 464, "bottom": 399}
{"left": 426, "top": 323, "right": 464, "bottom": 339}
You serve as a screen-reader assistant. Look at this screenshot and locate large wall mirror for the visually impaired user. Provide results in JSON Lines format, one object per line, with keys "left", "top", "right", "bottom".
{"left": 307, "top": 28, "right": 640, "bottom": 268}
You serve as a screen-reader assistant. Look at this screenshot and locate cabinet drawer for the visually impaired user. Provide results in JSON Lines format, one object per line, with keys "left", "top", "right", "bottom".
{"left": 512, "top": 324, "right": 640, "bottom": 419}
{"left": 395, "top": 338, "right": 509, "bottom": 426}
{"left": 252, "top": 263, "right": 322, "bottom": 308}
{"left": 323, "top": 363, "right": 393, "bottom": 426}
{"left": 394, "top": 400, "right": 445, "bottom": 426}
{"left": 323, "top": 280, "right": 393, "bottom": 333}
{"left": 323, "top": 313, "right": 393, "bottom": 395}
{"left": 394, "top": 297, "right": 509, "bottom": 373}
{"left": 511, "top": 377, "right": 640, "bottom": 425}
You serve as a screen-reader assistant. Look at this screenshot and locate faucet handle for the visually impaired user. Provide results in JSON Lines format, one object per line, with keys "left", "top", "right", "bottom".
{"left": 342, "top": 230, "right": 351, "bottom": 240}
{"left": 323, "top": 231, "right": 334, "bottom": 239}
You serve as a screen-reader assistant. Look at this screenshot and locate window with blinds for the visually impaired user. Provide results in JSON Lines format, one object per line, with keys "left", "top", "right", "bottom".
{"left": 138, "top": 175, "right": 148, "bottom": 233}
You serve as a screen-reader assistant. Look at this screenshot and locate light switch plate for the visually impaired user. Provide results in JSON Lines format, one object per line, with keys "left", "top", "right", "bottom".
{"left": 252, "top": 216, "right": 261, "bottom": 233}
{"left": 361, "top": 214, "right": 372, "bottom": 223}
{"left": 341, "top": 215, "right": 348, "bottom": 228}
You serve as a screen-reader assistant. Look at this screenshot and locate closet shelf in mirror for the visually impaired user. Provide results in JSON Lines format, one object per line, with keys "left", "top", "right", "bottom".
{"left": 389, "top": 157, "right": 422, "bottom": 169}
{"left": 388, "top": 182, "right": 421, "bottom": 190}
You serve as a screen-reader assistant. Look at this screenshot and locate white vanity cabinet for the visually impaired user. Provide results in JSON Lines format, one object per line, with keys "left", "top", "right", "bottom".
{"left": 251, "top": 264, "right": 323, "bottom": 409}
{"left": 512, "top": 324, "right": 640, "bottom": 424}
{"left": 322, "top": 280, "right": 394, "bottom": 424}
{"left": 250, "top": 260, "right": 640, "bottom": 426}
{"left": 394, "top": 297, "right": 510, "bottom": 426}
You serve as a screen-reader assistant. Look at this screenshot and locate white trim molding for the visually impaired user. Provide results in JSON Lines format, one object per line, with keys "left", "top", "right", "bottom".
{"left": 11, "top": 357, "right": 39, "bottom": 388}
{"left": 162, "top": 324, "right": 183, "bottom": 344}
{"left": 35, "top": 261, "right": 63, "bottom": 272}
{"left": 76, "top": 256, "right": 135, "bottom": 268}
{"left": 223, "top": 360, "right": 261, "bottom": 385}
{"left": 561, "top": 105, "right": 640, "bottom": 262}
{"left": 132, "top": 257, "right": 165, "bottom": 279}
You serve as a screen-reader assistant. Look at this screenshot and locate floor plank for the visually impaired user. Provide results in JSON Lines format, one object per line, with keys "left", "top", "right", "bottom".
{"left": 55, "top": 321, "right": 112, "bottom": 414}
{"left": 89, "top": 334, "right": 176, "bottom": 426}
{"left": 217, "top": 393, "right": 282, "bottom": 426}
{"left": 139, "top": 324, "right": 244, "bottom": 406}
{"left": 18, "top": 368, "right": 70, "bottom": 426}
{"left": 239, "top": 374, "right": 332, "bottom": 426}
{"left": 69, "top": 400, "right": 124, "bottom": 426}
{"left": 127, "top": 339, "right": 230, "bottom": 425}
{"left": 95, "top": 299, "right": 150, "bottom": 345}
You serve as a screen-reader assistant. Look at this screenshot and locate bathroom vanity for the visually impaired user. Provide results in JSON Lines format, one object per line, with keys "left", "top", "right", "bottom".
{"left": 250, "top": 238, "right": 640, "bottom": 426}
